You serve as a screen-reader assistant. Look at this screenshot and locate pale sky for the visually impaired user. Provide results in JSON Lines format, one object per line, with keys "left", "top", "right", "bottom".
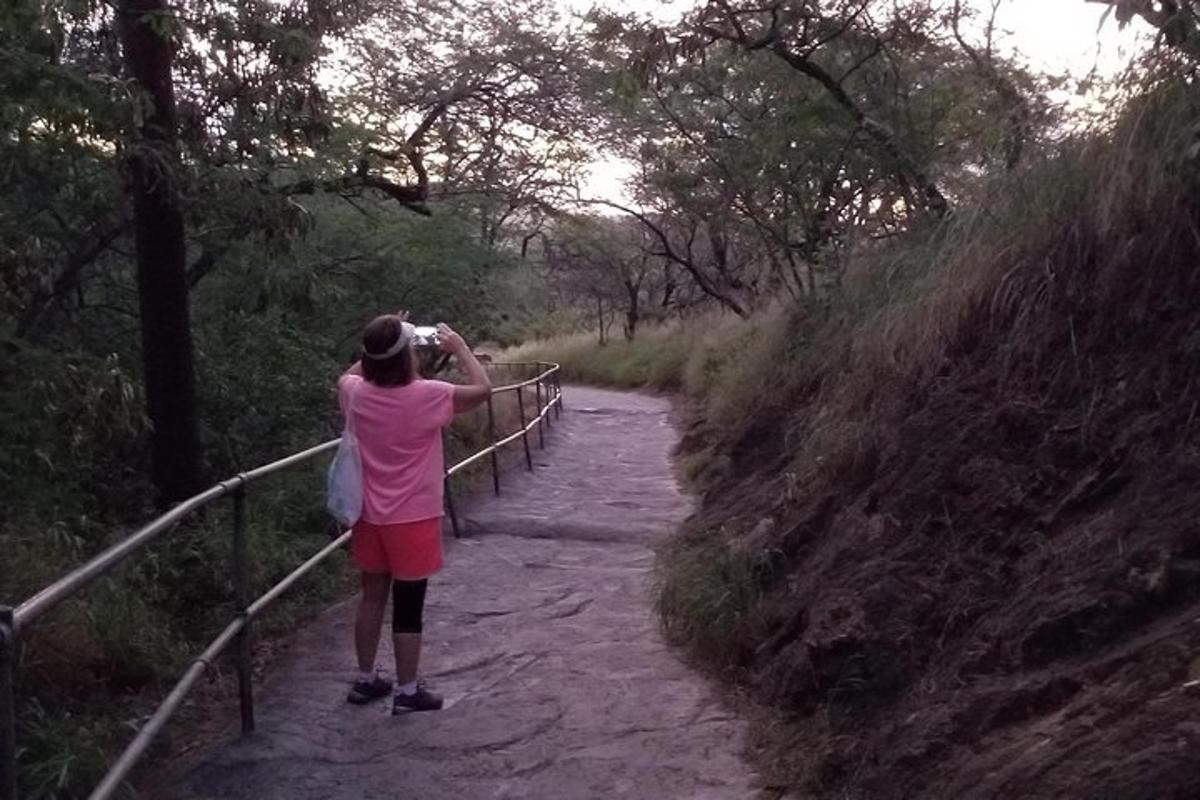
{"left": 578, "top": 0, "right": 1152, "bottom": 204}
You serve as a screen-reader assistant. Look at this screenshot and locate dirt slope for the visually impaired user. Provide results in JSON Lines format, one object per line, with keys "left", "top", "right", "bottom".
{"left": 667, "top": 91, "right": 1200, "bottom": 798}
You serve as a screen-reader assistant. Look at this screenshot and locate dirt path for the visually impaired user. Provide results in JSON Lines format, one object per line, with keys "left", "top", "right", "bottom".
{"left": 172, "top": 386, "right": 760, "bottom": 799}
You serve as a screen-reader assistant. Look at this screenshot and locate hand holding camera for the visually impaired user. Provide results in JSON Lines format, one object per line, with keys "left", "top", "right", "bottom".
{"left": 435, "top": 323, "right": 468, "bottom": 356}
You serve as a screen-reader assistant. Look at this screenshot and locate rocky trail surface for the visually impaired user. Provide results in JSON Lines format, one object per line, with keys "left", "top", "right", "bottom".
{"left": 172, "top": 386, "right": 760, "bottom": 799}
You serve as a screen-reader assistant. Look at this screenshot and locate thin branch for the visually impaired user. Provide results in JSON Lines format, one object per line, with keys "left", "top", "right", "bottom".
{"left": 698, "top": 4, "right": 949, "bottom": 217}
{"left": 578, "top": 197, "right": 748, "bottom": 317}
{"left": 280, "top": 172, "right": 433, "bottom": 216}
{"left": 951, "top": 0, "right": 1029, "bottom": 170}
{"left": 16, "top": 222, "right": 129, "bottom": 337}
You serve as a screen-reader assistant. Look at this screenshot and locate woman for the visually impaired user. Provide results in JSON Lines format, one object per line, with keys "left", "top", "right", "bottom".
{"left": 339, "top": 316, "right": 490, "bottom": 713}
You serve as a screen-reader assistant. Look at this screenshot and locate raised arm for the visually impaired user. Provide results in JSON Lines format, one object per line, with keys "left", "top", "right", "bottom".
{"left": 437, "top": 323, "right": 491, "bottom": 413}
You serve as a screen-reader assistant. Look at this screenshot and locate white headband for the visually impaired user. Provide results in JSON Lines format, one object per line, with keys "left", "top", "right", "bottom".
{"left": 362, "top": 320, "right": 414, "bottom": 360}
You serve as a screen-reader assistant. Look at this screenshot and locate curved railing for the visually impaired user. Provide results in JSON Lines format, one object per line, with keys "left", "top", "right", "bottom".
{"left": 0, "top": 362, "right": 563, "bottom": 800}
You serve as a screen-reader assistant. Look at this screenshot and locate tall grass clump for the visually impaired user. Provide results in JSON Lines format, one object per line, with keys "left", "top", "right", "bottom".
{"left": 506, "top": 307, "right": 795, "bottom": 422}
{"left": 506, "top": 323, "right": 694, "bottom": 390}
{"left": 657, "top": 522, "right": 781, "bottom": 663}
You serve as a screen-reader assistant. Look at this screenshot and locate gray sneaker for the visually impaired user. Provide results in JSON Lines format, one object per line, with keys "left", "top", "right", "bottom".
{"left": 392, "top": 682, "right": 444, "bottom": 713}
{"left": 347, "top": 675, "right": 393, "bottom": 705}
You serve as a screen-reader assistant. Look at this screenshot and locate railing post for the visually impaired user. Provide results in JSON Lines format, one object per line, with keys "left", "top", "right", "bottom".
{"left": 444, "top": 476, "right": 460, "bottom": 537}
{"left": 232, "top": 486, "right": 254, "bottom": 735}
{"left": 1, "top": 606, "right": 17, "bottom": 800}
{"left": 554, "top": 370, "right": 563, "bottom": 416}
{"left": 486, "top": 395, "right": 500, "bottom": 496}
{"left": 535, "top": 379, "right": 545, "bottom": 449}
{"left": 441, "top": 428, "right": 461, "bottom": 537}
{"left": 516, "top": 386, "right": 533, "bottom": 472}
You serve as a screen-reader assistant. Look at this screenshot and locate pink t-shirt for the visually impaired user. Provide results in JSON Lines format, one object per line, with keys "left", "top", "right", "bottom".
{"left": 338, "top": 374, "right": 456, "bottom": 524}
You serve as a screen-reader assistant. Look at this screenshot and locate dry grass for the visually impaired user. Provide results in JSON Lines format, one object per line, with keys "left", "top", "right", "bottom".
{"left": 503, "top": 311, "right": 758, "bottom": 393}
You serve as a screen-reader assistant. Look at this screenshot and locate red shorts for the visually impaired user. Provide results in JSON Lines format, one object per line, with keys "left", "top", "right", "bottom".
{"left": 351, "top": 517, "right": 444, "bottom": 580}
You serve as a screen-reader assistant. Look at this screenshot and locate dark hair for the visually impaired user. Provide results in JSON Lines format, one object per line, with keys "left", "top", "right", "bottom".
{"left": 361, "top": 315, "right": 415, "bottom": 387}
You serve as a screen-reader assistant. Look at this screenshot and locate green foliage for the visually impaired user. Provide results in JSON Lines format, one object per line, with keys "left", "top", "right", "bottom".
{"left": 1, "top": 0, "right": 1181, "bottom": 795}
{"left": 5, "top": 465, "right": 352, "bottom": 798}
{"left": 579, "top": 1, "right": 1060, "bottom": 311}
{"left": 0, "top": 189, "right": 542, "bottom": 794}
{"left": 17, "top": 699, "right": 129, "bottom": 800}
{"left": 1, "top": 147, "right": 552, "bottom": 800}
{"left": 656, "top": 526, "right": 776, "bottom": 661}
{"left": 194, "top": 311, "right": 341, "bottom": 473}
{"left": 0, "top": 346, "right": 152, "bottom": 598}
{"left": 193, "top": 195, "right": 547, "bottom": 352}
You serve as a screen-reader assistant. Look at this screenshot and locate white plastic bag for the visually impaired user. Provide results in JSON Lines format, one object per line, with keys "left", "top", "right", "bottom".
{"left": 326, "top": 386, "right": 363, "bottom": 527}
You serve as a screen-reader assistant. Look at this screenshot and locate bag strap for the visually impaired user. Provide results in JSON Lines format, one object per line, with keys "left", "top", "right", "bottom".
{"left": 344, "top": 378, "right": 363, "bottom": 437}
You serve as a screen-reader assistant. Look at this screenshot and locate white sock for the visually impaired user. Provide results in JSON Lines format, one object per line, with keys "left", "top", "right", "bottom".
{"left": 396, "top": 681, "right": 418, "bottom": 696}
{"left": 357, "top": 670, "right": 376, "bottom": 683}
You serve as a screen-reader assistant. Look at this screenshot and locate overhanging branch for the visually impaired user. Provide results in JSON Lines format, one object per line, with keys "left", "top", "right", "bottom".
{"left": 578, "top": 197, "right": 748, "bottom": 317}
{"left": 281, "top": 172, "right": 432, "bottom": 216}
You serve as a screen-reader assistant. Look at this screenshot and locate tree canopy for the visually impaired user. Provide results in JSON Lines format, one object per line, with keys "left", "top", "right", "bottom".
{"left": 1, "top": 0, "right": 1186, "bottom": 795}
{"left": 0, "top": 0, "right": 1145, "bottom": 502}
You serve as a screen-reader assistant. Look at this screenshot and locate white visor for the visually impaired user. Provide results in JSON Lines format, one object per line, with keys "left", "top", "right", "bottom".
{"left": 362, "top": 321, "right": 414, "bottom": 360}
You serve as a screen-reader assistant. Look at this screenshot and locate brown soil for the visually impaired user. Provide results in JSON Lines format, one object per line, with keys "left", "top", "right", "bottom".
{"left": 678, "top": 144, "right": 1200, "bottom": 795}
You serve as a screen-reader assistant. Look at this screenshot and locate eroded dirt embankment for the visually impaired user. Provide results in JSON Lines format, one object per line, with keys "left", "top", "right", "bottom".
{"left": 668, "top": 147, "right": 1200, "bottom": 798}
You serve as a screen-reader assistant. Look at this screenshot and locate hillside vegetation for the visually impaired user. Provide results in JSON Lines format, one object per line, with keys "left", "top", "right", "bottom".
{"left": 7, "top": 0, "right": 1196, "bottom": 794}
{"left": 518, "top": 86, "right": 1200, "bottom": 798}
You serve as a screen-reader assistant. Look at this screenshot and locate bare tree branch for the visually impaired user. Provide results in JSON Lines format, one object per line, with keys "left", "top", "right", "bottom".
{"left": 951, "top": 0, "right": 1029, "bottom": 170}
{"left": 280, "top": 172, "right": 433, "bottom": 215}
{"left": 699, "top": 1, "right": 950, "bottom": 217}
{"left": 16, "top": 223, "right": 129, "bottom": 337}
{"left": 578, "top": 197, "right": 749, "bottom": 317}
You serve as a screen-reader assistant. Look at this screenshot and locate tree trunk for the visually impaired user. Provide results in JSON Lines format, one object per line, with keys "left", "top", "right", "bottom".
{"left": 118, "top": 0, "right": 202, "bottom": 504}
{"left": 596, "top": 296, "right": 607, "bottom": 345}
{"left": 624, "top": 279, "right": 640, "bottom": 341}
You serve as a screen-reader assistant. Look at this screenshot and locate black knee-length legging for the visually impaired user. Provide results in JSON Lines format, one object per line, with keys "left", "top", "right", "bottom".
{"left": 392, "top": 579, "right": 427, "bottom": 634}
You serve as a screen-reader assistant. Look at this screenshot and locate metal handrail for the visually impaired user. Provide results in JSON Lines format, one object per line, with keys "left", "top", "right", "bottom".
{"left": 0, "top": 361, "right": 564, "bottom": 800}
{"left": 12, "top": 439, "right": 344, "bottom": 636}
{"left": 491, "top": 373, "right": 552, "bottom": 392}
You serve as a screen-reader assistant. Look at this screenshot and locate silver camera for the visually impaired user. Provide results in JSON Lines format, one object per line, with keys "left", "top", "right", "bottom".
{"left": 411, "top": 325, "right": 440, "bottom": 348}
